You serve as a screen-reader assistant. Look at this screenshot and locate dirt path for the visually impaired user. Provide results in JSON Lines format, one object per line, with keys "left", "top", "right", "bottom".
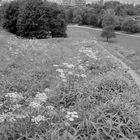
{"left": 97, "top": 41, "right": 140, "bottom": 89}
{"left": 69, "top": 25, "right": 140, "bottom": 89}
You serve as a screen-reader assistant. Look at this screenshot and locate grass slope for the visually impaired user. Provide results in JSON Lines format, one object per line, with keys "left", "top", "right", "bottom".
{"left": 76, "top": 26, "right": 140, "bottom": 73}
{"left": 0, "top": 27, "right": 140, "bottom": 139}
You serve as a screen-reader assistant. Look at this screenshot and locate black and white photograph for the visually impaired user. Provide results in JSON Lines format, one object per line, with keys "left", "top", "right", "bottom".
{"left": 0, "top": 0, "right": 140, "bottom": 139}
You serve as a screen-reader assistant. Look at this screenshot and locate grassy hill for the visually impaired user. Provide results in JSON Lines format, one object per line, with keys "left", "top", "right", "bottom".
{"left": 0, "top": 27, "right": 140, "bottom": 139}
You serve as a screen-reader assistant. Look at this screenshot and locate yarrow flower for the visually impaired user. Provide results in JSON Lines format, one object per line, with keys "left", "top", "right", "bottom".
{"left": 79, "top": 47, "right": 98, "bottom": 59}
{"left": 56, "top": 68, "right": 67, "bottom": 82}
{"left": 44, "top": 88, "right": 51, "bottom": 92}
{"left": 66, "top": 111, "right": 78, "bottom": 122}
{"left": 56, "top": 69, "right": 64, "bottom": 73}
{"left": 29, "top": 101, "right": 42, "bottom": 109}
{"left": 68, "top": 71, "right": 73, "bottom": 75}
{"left": 63, "top": 63, "right": 74, "bottom": 69}
{"left": 31, "top": 115, "right": 46, "bottom": 124}
{"left": 5, "top": 92, "right": 23, "bottom": 99}
{"left": 46, "top": 105, "right": 54, "bottom": 110}
{"left": 5, "top": 92, "right": 23, "bottom": 102}
{"left": 81, "top": 74, "right": 87, "bottom": 78}
{"left": 35, "top": 92, "right": 48, "bottom": 103}
{"left": 0, "top": 114, "right": 5, "bottom": 123}
{"left": 79, "top": 65, "right": 85, "bottom": 71}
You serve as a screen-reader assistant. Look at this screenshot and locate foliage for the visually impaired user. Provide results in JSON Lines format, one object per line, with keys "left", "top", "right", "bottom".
{"left": 101, "top": 26, "right": 116, "bottom": 42}
{"left": 63, "top": 2, "right": 140, "bottom": 33}
{"left": 0, "top": 30, "right": 140, "bottom": 140}
{"left": 0, "top": 0, "right": 67, "bottom": 39}
{"left": 0, "top": 0, "right": 19, "bottom": 34}
{"left": 121, "top": 17, "right": 140, "bottom": 33}
{"left": 102, "top": 9, "right": 116, "bottom": 28}
{"left": 115, "top": 16, "right": 124, "bottom": 30}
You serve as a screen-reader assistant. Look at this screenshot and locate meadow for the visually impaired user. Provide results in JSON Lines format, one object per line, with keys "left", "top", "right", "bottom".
{"left": 0, "top": 27, "right": 140, "bottom": 140}
{"left": 77, "top": 26, "right": 140, "bottom": 74}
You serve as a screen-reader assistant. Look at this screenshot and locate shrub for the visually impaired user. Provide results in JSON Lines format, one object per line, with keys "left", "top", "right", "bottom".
{"left": 0, "top": 0, "right": 67, "bottom": 39}
{"left": 121, "top": 17, "right": 140, "bottom": 33}
{"left": 0, "top": 0, "right": 19, "bottom": 34}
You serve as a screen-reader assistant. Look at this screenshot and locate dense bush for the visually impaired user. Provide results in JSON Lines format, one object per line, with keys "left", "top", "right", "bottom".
{"left": 0, "top": 0, "right": 19, "bottom": 34}
{"left": 0, "top": 0, "right": 67, "bottom": 39}
{"left": 121, "top": 17, "right": 140, "bottom": 33}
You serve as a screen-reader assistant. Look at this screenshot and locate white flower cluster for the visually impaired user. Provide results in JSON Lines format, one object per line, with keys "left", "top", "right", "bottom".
{"left": 35, "top": 92, "right": 48, "bottom": 103}
{"left": 0, "top": 112, "right": 16, "bottom": 123}
{"left": 31, "top": 115, "right": 46, "bottom": 124}
{"left": 79, "top": 47, "right": 98, "bottom": 59}
{"left": 29, "top": 101, "right": 42, "bottom": 109}
{"left": 46, "top": 105, "right": 54, "bottom": 110}
{"left": 5, "top": 92, "right": 24, "bottom": 102}
{"left": 29, "top": 92, "right": 48, "bottom": 109}
{"left": 66, "top": 111, "right": 78, "bottom": 122}
{"left": 63, "top": 63, "right": 75, "bottom": 69}
{"left": 56, "top": 69, "right": 67, "bottom": 82}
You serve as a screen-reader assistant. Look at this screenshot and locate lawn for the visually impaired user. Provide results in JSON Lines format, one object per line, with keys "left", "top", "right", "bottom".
{"left": 0, "top": 27, "right": 140, "bottom": 140}
{"left": 76, "top": 26, "right": 140, "bottom": 73}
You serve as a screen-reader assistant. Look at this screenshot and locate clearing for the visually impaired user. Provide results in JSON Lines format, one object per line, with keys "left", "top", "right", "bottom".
{"left": 0, "top": 27, "right": 140, "bottom": 139}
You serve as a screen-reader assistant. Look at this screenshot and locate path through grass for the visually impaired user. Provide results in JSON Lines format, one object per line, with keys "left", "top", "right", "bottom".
{"left": 0, "top": 27, "right": 140, "bottom": 139}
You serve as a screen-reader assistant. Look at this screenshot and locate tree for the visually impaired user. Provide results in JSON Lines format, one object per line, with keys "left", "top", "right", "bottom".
{"left": 102, "top": 9, "right": 116, "bottom": 27}
{"left": 101, "top": 26, "right": 116, "bottom": 42}
{"left": 101, "top": 9, "right": 116, "bottom": 42}
{"left": 121, "top": 17, "right": 140, "bottom": 33}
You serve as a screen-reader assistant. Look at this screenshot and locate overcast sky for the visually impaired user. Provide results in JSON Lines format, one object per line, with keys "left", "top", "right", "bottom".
{"left": 86, "top": 0, "right": 140, "bottom": 4}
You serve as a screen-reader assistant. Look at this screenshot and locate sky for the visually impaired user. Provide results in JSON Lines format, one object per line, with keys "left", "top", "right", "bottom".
{"left": 86, "top": 0, "right": 140, "bottom": 4}
{"left": 41, "top": 0, "right": 140, "bottom": 5}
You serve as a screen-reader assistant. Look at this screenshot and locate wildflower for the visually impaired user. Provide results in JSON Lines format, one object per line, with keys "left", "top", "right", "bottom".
{"left": 79, "top": 65, "right": 85, "bottom": 71}
{"left": 62, "top": 79, "right": 67, "bottom": 82}
{"left": 56, "top": 69, "right": 64, "bottom": 73}
{"left": 13, "top": 104, "right": 22, "bottom": 109}
{"left": 35, "top": 92, "right": 48, "bottom": 103}
{"left": 45, "top": 88, "right": 51, "bottom": 92}
{"left": 68, "top": 71, "right": 73, "bottom": 75}
{"left": 0, "top": 104, "right": 3, "bottom": 108}
{"left": 59, "top": 73, "right": 66, "bottom": 79}
{"left": 63, "top": 63, "right": 74, "bottom": 69}
{"left": 81, "top": 74, "right": 87, "bottom": 78}
{"left": 5, "top": 92, "right": 23, "bottom": 102}
{"left": 8, "top": 114, "right": 16, "bottom": 122}
{"left": 69, "top": 117, "right": 74, "bottom": 121}
{"left": 32, "top": 115, "right": 46, "bottom": 124}
{"left": 46, "top": 105, "right": 54, "bottom": 110}
{"left": 53, "top": 64, "right": 58, "bottom": 67}
{"left": 29, "top": 101, "right": 42, "bottom": 109}
{"left": 66, "top": 111, "right": 78, "bottom": 122}
{"left": 0, "top": 114, "right": 5, "bottom": 123}
{"left": 5, "top": 92, "right": 23, "bottom": 99}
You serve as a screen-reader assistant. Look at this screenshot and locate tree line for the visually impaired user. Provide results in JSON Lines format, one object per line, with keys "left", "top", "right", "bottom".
{"left": 0, "top": 0, "right": 140, "bottom": 39}
{"left": 64, "top": 1, "right": 140, "bottom": 34}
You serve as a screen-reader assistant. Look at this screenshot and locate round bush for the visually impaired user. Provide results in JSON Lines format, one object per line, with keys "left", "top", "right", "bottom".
{"left": 0, "top": 0, "right": 20, "bottom": 34}
{"left": 0, "top": 0, "right": 67, "bottom": 39}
